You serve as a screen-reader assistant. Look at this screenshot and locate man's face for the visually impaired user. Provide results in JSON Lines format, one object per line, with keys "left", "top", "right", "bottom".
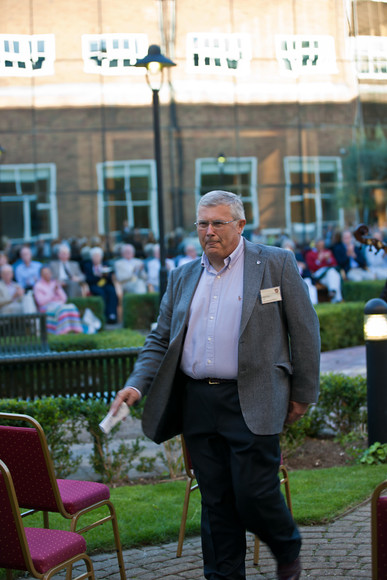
{"left": 197, "top": 204, "right": 245, "bottom": 267}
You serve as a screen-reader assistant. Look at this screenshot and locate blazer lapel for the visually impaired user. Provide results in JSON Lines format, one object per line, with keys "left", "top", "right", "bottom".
{"left": 240, "top": 240, "right": 267, "bottom": 337}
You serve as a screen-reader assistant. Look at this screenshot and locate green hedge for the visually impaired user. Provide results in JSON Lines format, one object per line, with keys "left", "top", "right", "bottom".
{"left": 315, "top": 302, "right": 365, "bottom": 352}
{"left": 48, "top": 327, "right": 146, "bottom": 351}
{"left": 64, "top": 295, "right": 105, "bottom": 325}
{"left": 342, "top": 280, "right": 385, "bottom": 302}
{"left": 123, "top": 293, "right": 159, "bottom": 330}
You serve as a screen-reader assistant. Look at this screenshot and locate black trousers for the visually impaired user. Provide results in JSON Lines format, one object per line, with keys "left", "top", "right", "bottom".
{"left": 182, "top": 378, "right": 301, "bottom": 580}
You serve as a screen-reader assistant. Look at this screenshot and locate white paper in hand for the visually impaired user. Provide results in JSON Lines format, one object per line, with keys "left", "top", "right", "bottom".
{"left": 99, "top": 402, "right": 129, "bottom": 434}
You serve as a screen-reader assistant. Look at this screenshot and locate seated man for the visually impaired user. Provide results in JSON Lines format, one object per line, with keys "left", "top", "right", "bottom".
{"left": 14, "top": 246, "right": 41, "bottom": 290}
{"left": 49, "top": 243, "right": 86, "bottom": 298}
{"left": 114, "top": 244, "right": 147, "bottom": 294}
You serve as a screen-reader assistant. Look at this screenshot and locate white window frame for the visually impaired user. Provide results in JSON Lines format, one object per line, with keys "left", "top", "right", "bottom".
{"left": 187, "top": 33, "right": 252, "bottom": 75}
{"left": 82, "top": 33, "right": 148, "bottom": 75}
{"left": 275, "top": 35, "right": 337, "bottom": 76}
{"left": 284, "top": 156, "right": 344, "bottom": 240}
{"left": 0, "top": 34, "right": 55, "bottom": 77}
{"left": 97, "top": 160, "right": 158, "bottom": 236}
{"left": 351, "top": 36, "right": 387, "bottom": 79}
{"left": 0, "top": 163, "right": 57, "bottom": 242}
{"left": 195, "top": 157, "right": 258, "bottom": 230}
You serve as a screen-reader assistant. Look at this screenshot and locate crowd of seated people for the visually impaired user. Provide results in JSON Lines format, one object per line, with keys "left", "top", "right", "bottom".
{"left": 1, "top": 223, "right": 386, "bottom": 322}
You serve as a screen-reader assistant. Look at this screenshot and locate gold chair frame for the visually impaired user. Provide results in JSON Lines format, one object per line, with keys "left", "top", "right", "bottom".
{"left": 0, "top": 459, "right": 95, "bottom": 580}
{"left": 371, "top": 479, "right": 387, "bottom": 580}
{"left": 0, "top": 412, "right": 126, "bottom": 580}
{"left": 176, "top": 435, "right": 293, "bottom": 565}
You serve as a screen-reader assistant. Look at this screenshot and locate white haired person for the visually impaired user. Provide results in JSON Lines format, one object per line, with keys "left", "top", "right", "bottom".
{"left": 0, "top": 264, "right": 24, "bottom": 314}
{"left": 33, "top": 266, "right": 83, "bottom": 334}
{"left": 82, "top": 246, "right": 118, "bottom": 323}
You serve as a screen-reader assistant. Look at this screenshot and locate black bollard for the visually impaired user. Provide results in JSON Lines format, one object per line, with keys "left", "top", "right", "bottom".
{"left": 364, "top": 298, "right": 387, "bottom": 445}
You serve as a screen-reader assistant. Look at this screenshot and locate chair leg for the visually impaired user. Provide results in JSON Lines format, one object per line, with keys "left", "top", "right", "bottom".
{"left": 253, "top": 535, "right": 260, "bottom": 566}
{"left": 176, "top": 477, "right": 195, "bottom": 557}
{"left": 6, "top": 569, "right": 13, "bottom": 580}
{"left": 43, "top": 510, "right": 50, "bottom": 528}
{"left": 70, "top": 503, "right": 126, "bottom": 580}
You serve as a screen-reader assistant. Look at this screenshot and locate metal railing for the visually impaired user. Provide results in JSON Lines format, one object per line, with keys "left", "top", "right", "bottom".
{"left": 0, "top": 347, "right": 142, "bottom": 403}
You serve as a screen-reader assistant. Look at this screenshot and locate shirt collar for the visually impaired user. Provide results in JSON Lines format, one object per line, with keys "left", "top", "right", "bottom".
{"left": 201, "top": 236, "right": 244, "bottom": 273}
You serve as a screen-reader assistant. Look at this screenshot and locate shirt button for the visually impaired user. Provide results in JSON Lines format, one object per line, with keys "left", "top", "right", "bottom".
{"left": 207, "top": 359, "right": 211, "bottom": 364}
{"left": 208, "top": 337, "right": 211, "bottom": 341}
{"left": 210, "top": 316, "right": 214, "bottom": 320}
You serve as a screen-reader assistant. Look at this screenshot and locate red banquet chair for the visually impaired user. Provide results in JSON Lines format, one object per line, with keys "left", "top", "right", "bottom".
{"left": 0, "top": 412, "right": 126, "bottom": 580}
{"left": 176, "top": 435, "right": 293, "bottom": 565}
{"left": 0, "top": 458, "right": 95, "bottom": 580}
{"left": 371, "top": 479, "right": 387, "bottom": 580}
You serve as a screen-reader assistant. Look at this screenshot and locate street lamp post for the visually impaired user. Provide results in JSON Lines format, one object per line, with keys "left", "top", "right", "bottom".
{"left": 135, "top": 45, "right": 176, "bottom": 302}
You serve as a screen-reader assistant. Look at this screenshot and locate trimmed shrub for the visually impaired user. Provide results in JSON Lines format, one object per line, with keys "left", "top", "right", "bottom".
{"left": 123, "top": 293, "right": 159, "bottom": 330}
{"left": 315, "top": 302, "right": 365, "bottom": 352}
{"left": 48, "top": 328, "right": 145, "bottom": 351}
{"left": 342, "top": 280, "right": 385, "bottom": 302}
{"left": 70, "top": 295, "right": 105, "bottom": 322}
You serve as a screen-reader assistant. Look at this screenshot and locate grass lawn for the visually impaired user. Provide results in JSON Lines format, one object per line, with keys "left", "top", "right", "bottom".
{"left": 9, "top": 463, "right": 387, "bottom": 555}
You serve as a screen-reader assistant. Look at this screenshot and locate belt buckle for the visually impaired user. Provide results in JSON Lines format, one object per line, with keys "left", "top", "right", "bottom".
{"left": 208, "top": 378, "right": 220, "bottom": 384}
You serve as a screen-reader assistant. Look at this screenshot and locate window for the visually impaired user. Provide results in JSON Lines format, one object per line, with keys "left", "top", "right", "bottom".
{"left": 97, "top": 161, "right": 157, "bottom": 236}
{"left": 82, "top": 34, "right": 148, "bottom": 75}
{"left": 0, "top": 34, "right": 55, "bottom": 77}
{"left": 352, "top": 36, "right": 387, "bottom": 78}
{"left": 284, "top": 157, "right": 343, "bottom": 241}
{"left": 276, "top": 35, "right": 337, "bottom": 75}
{"left": 195, "top": 157, "right": 258, "bottom": 230}
{"left": 0, "top": 164, "right": 57, "bottom": 242}
{"left": 187, "top": 33, "right": 251, "bottom": 74}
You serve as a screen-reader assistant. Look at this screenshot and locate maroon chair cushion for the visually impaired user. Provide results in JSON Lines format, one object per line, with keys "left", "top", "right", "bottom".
{"left": 0, "top": 426, "right": 58, "bottom": 510}
{"left": 57, "top": 479, "right": 110, "bottom": 514}
{"left": 25, "top": 527, "right": 87, "bottom": 573}
{"left": 377, "top": 496, "right": 387, "bottom": 578}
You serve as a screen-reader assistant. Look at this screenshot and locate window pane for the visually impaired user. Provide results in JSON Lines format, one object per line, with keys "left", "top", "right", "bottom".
{"left": 104, "top": 177, "right": 126, "bottom": 202}
{"left": 130, "top": 176, "right": 149, "bottom": 201}
{"left": 321, "top": 197, "right": 338, "bottom": 222}
{"left": 0, "top": 181, "right": 17, "bottom": 195}
{"left": 133, "top": 206, "right": 150, "bottom": 229}
{"left": 0, "top": 201, "right": 24, "bottom": 237}
{"left": 108, "top": 205, "right": 127, "bottom": 233}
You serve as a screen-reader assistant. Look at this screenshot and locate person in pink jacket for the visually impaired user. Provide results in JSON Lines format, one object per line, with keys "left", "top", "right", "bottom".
{"left": 33, "top": 266, "right": 83, "bottom": 334}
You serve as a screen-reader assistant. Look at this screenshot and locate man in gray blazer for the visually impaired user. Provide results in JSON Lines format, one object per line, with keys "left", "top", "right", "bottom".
{"left": 111, "top": 191, "right": 320, "bottom": 580}
{"left": 49, "top": 244, "right": 86, "bottom": 298}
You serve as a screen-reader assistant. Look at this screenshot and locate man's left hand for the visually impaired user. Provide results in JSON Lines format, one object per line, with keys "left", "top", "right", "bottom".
{"left": 285, "top": 401, "right": 309, "bottom": 425}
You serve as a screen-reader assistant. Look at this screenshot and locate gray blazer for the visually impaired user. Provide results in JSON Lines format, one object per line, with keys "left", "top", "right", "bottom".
{"left": 127, "top": 239, "right": 321, "bottom": 444}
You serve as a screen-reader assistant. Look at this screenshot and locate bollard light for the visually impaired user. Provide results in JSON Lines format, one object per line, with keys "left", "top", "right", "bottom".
{"left": 364, "top": 298, "right": 387, "bottom": 445}
{"left": 364, "top": 299, "right": 387, "bottom": 340}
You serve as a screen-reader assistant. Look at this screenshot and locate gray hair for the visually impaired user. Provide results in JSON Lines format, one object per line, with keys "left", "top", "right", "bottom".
{"left": 90, "top": 246, "right": 104, "bottom": 259}
{"left": 197, "top": 191, "right": 245, "bottom": 220}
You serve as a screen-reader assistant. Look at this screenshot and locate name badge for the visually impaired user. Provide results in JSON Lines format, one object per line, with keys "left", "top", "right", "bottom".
{"left": 260, "top": 286, "right": 282, "bottom": 304}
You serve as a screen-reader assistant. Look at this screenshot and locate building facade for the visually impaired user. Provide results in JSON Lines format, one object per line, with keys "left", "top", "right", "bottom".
{"left": 0, "top": 0, "right": 386, "bottom": 249}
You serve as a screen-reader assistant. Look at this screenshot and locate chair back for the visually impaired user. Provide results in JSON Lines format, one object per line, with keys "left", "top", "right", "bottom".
{"left": 0, "top": 413, "right": 61, "bottom": 512}
{"left": 0, "top": 459, "right": 30, "bottom": 571}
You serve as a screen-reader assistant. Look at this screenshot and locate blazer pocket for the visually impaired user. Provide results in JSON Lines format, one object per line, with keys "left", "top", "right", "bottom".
{"left": 275, "top": 361, "right": 293, "bottom": 375}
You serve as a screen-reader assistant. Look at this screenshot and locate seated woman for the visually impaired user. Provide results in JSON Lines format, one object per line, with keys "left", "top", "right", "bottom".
{"left": 33, "top": 266, "right": 83, "bottom": 334}
{"left": 0, "top": 264, "right": 24, "bottom": 314}
{"left": 82, "top": 246, "right": 118, "bottom": 323}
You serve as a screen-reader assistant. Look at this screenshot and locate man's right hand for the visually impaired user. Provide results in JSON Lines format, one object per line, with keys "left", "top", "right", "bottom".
{"left": 110, "top": 387, "right": 141, "bottom": 415}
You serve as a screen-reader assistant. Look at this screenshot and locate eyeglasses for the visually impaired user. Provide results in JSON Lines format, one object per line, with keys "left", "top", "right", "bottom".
{"left": 194, "top": 219, "right": 237, "bottom": 230}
